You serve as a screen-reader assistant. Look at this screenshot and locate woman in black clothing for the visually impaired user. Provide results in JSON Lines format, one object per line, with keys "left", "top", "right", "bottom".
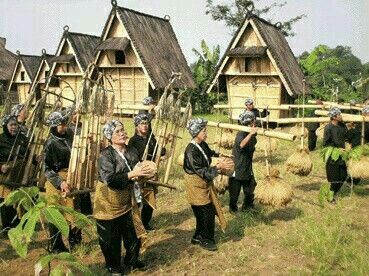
{"left": 128, "top": 113, "right": 165, "bottom": 231}
{"left": 0, "top": 115, "right": 28, "bottom": 231}
{"left": 229, "top": 111, "right": 258, "bottom": 212}
{"left": 44, "top": 111, "right": 92, "bottom": 252}
{"left": 323, "top": 107, "right": 348, "bottom": 202}
{"left": 94, "top": 120, "right": 152, "bottom": 275}
{"left": 183, "top": 118, "right": 227, "bottom": 251}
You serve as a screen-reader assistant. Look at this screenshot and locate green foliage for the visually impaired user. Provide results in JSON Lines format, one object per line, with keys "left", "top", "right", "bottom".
{"left": 321, "top": 146, "right": 349, "bottom": 162}
{"left": 319, "top": 183, "right": 334, "bottom": 205}
{"left": 205, "top": 0, "right": 306, "bottom": 37}
{"left": 299, "top": 45, "right": 366, "bottom": 102}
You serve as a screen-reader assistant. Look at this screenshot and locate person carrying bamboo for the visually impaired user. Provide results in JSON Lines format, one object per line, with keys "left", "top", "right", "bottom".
{"left": 244, "top": 97, "right": 269, "bottom": 128}
{"left": 138, "top": 96, "right": 156, "bottom": 133}
{"left": 183, "top": 118, "right": 228, "bottom": 251}
{"left": 229, "top": 111, "right": 258, "bottom": 213}
{"left": 323, "top": 107, "right": 348, "bottom": 203}
{"left": 10, "top": 103, "right": 28, "bottom": 135}
{"left": 128, "top": 113, "right": 166, "bottom": 231}
{"left": 94, "top": 120, "right": 152, "bottom": 275}
{"left": 0, "top": 115, "right": 28, "bottom": 232}
{"left": 43, "top": 111, "right": 92, "bottom": 252}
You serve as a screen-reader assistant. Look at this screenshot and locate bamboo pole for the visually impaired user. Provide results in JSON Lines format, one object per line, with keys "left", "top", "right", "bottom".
{"left": 259, "top": 117, "right": 330, "bottom": 124}
{"left": 307, "top": 100, "right": 363, "bottom": 111}
{"left": 314, "top": 110, "right": 369, "bottom": 122}
{"left": 207, "top": 121, "right": 296, "bottom": 141}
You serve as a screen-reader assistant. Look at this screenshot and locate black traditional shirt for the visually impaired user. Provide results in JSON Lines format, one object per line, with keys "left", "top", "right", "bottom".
{"left": 98, "top": 145, "right": 140, "bottom": 190}
{"left": 0, "top": 130, "right": 29, "bottom": 164}
{"left": 128, "top": 133, "right": 166, "bottom": 161}
{"left": 232, "top": 131, "right": 257, "bottom": 180}
{"left": 43, "top": 128, "right": 74, "bottom": 188}
{"left": 183, "top": 141, "right": 219, "bottom": 182}
{"left": 323, "top": 122, "right": 348, "bottom": 149}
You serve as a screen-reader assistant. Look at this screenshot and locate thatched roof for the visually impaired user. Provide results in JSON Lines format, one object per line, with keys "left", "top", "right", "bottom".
{"left": 97, "top": 37, "right": 130, "bottom": 51}
{"left": 53, "top": 29, "right": 100, "bottom": 72}
{"left": 208, "top": 13, "right": 308, "bottom": 96}
{"left": 227, "top": 46, "right": 267, "bottom": 57}
{"left": 0, "top": 37, "right": 17, "bottom": 82}
{"left": 51, "top": 54, "right": 75, "bottom": 63}
{"left": 98, "top": 6, "right": 195, "bottom": 90}
{"left": 18, "top": 54, "right": 43, "bottom": 81}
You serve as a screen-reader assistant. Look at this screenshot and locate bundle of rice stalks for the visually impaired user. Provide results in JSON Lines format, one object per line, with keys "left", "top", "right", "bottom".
{"left": 255, "top": 138, "right": 278, "bottom": 152}
{"left": 217, "top": 129, "right": 234, "bottom": 149}
{"left": 213, "top": 156, "right": 234, "bottom": 176}
{"left": 176, "top": 153, "right": 184, "bottom": 166}
{"left": 254, "top": 169, "right": 293, "bottom": 208}
{"left": 135, "top": 161, "right": 157, "bottom": 183}
{"left": 285, "top": 147, "right": 313, "bottom": 176}
{"left": 289, "top": 124, "right": 308, "bottom": 138}
{"left": 316, "top": 123, "right": 328, "bottom": 139}
{"left": 213, "top": 174, "right": 229, "bottom": 195}
{"left": 347, "top": 156, "right": 369, "bottom": 179}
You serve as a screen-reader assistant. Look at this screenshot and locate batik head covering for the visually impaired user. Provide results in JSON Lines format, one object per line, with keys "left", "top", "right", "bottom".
{"left": 2, "top": 114, "right": 17, "bottom": 126}
{"left": 327, "top": 107, "right": 341, "bottom": 118}
{"left": 239, "top": 110, "right": 256, "bottom": 126}
{"left": 134, "top": 113, "right": 151, "bottom": 127}
{"left": 103, "top": 120, "right": 123, "bottom": 140}
{"left": 62, "top": 104, "right": 76, "bottom": 118}
{"left": 46, "top": 111, "right": 68, "bottom": 127}
{"left": 10, "top": 104, "right": 25, "bottom": 117}
{"left": 244, "top": 97, "right": 254, "bottom": 106}
{"left": 187, "top": 118, "right": 207, "bottom": 138}
{"left": 142, "top": 96, "right": 154, "bottom": 106}
{"left": 362, "top": 106, "right": 369, "bottom": 115}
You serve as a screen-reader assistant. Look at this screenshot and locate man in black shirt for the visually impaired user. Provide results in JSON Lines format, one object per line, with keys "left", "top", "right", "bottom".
{"left": 323, "top": 107, "right": 348, "bottom": 203}
{"left": 244, "top": 97, "right": 269, "bottom": 128}
{"left": 229, "top": 110, "right": 258, "bottom": 212}
{"left": 306, "top": 100, "right": 323, "bottom": 151}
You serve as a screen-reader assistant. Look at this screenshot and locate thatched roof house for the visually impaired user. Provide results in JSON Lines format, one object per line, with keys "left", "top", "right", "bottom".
{"left": 94, "top": 1, "right": 195, "bottom": 111}
{"left": 207, "top": 9, "right": 308, "bottom": 119}
{"left": 46, "top": 26, "right": 100, "bottom": 106}
{"left": 0, "top": 37, "right": 17, "bottom": 88}
{"left": 7, "top": 51, "right": 42, "bottom": 104}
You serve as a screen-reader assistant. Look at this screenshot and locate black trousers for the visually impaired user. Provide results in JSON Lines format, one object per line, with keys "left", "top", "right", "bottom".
{"left": 326, "top": 159, "right": 347, "bottom": 195}
{"left": 308, "top": 130, "right": 318, "bottom": 151}
{"left": 191, "top": 203, "right": 215, "bottom": 242}
{"left": 228, "top": 177, "right": 256, "bottom": 210}
{"left": 141, "top": 203, "right": 153, "bottom": 229}
{"left": 0, "top": 198, "right": 20, "bottom": 231}
{"left": 49, "top": 193, "right": 92, "bottom": 251}
{"left": 96, "top": 211, "right": 141, "bottom": 270}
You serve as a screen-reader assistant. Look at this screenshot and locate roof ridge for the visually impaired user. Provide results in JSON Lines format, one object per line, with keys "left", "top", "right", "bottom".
{"left": 19, "top": 54, "right": 41, "bottom": 58}
{"left": 67, "top": 31, "right": 100, "bottom": 39}
{"left": 250, "top": 14, "right": 280, "bottom": 31}
{"left": 118, "top": 6, "right": 169, "bottom": 22}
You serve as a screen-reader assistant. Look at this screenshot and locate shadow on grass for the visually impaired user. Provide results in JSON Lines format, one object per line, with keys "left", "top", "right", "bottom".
{"left": 0, "top": 238, "right": 47, "bottom": 261}
{"left": 154, "top": 207, "right": 193, "bottom": 228}
{"left": 295, "top": 181, "right": 321, "bottom": 192}
{"left": 353, "top": 186, "right": 369, "bottom": 197}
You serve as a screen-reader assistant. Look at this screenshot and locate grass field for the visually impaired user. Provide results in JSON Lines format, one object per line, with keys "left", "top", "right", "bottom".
{"left": 1, "top": 114, "right": 369, "bottom": 275}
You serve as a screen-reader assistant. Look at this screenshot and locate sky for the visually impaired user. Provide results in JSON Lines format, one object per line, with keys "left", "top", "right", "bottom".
{"left": 0, "top": 0, "right": 368, "bottom": 64}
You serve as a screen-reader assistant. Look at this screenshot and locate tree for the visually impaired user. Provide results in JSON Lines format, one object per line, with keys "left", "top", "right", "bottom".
{"left": 299, "top": 45, "right": 365, "bottom": 102}
{"left": 185, "top": 40, "right": 222, "bottom": 113}
{"left": 205, "top": 0, "right": 306, "bottom": 36}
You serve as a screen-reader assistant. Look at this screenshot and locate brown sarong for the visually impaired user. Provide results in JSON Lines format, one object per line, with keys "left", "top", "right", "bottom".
{"left": 93, "top": 181, "right": 146, "bottom": 239}
{"left": 184, "top": 173, "right": 227, "bottom": 232}
{"left": 142, "top": 183, "right": 157, "bottom": 210}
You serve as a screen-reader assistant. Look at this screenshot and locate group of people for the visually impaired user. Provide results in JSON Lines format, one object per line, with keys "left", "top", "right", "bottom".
{"left": 1, "top": 95, "right": 369, "bottom": 275}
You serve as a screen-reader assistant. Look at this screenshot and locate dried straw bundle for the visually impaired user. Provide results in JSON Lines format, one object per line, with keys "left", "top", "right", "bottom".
{"left": 213, "top": 174, "right": 229, "bottom": 195}
{"left": 285, "top": 147, "right": 313, "bottom": 176}
{"left": 135, "top": 161, "right": 157, "bottom": 183}
{"left": 254, "top": 169, "right": 293, "bottom": 207}
{"left": 217, "top": 129, "right": 235, "bottom": 149}
{"left": 255, "top": 138, "right": 278, "bottom": 152}
{"left": 316, "top": 123, "right": 328, "bottom": 139}
{"left": 213, "top": 156, "right": 234, "bottom": 176}
{"left": 289, "top": 125, "right": 308, "bottom": 138}
{"left": 347, "top": 156, "right": 369, "bottom": 179}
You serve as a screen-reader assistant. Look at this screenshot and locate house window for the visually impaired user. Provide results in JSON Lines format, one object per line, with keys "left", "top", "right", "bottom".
{"left": 49, "top": 77, "right": 60, "bottom": 87}
{"left": 244, "top": 58, "right": 252, "bottom": 72}
{"left": 115, "top": 51, "right": 126, "bottom": 64}
{"left": 66, "top": 64, "right": 70, "bottom": 73}
{"left": 21, "top": 71, "right": 25, "bottom": 81}
{"left": 44, "top": 70, "right": 49, "bottom": 78}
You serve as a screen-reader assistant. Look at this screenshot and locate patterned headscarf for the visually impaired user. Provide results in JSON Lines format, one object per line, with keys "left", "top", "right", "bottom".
{"left": 103, "top": 120, "right": 123, "bottom": 140}
{"left": 46, "top": 111, "right": 68, "bottom": 127}
{"left": 327, "top": 107, "right": 341, "bottom": 118}
{"left": 362, "top": 106, "right": 369, "bottom": 115}
{"left": 10, "top": 104, "right": 25, "bottom": 117}
{"left": 134, "top": 113, "right": 151, "bottom": 127}
{"left": 142, "top": 96, "right": 154, "bottom": 106}
{"left": 244, "top": 97, "right": 254, "bottom": 106}
{"left": 239, "top": 110, "right": 256, "bottom": 126}
{"left": 187, "top": 118, "right": 207, "bottom": 138}
{"left": 2, "top": 114, "right": 17, "bottom": 126}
